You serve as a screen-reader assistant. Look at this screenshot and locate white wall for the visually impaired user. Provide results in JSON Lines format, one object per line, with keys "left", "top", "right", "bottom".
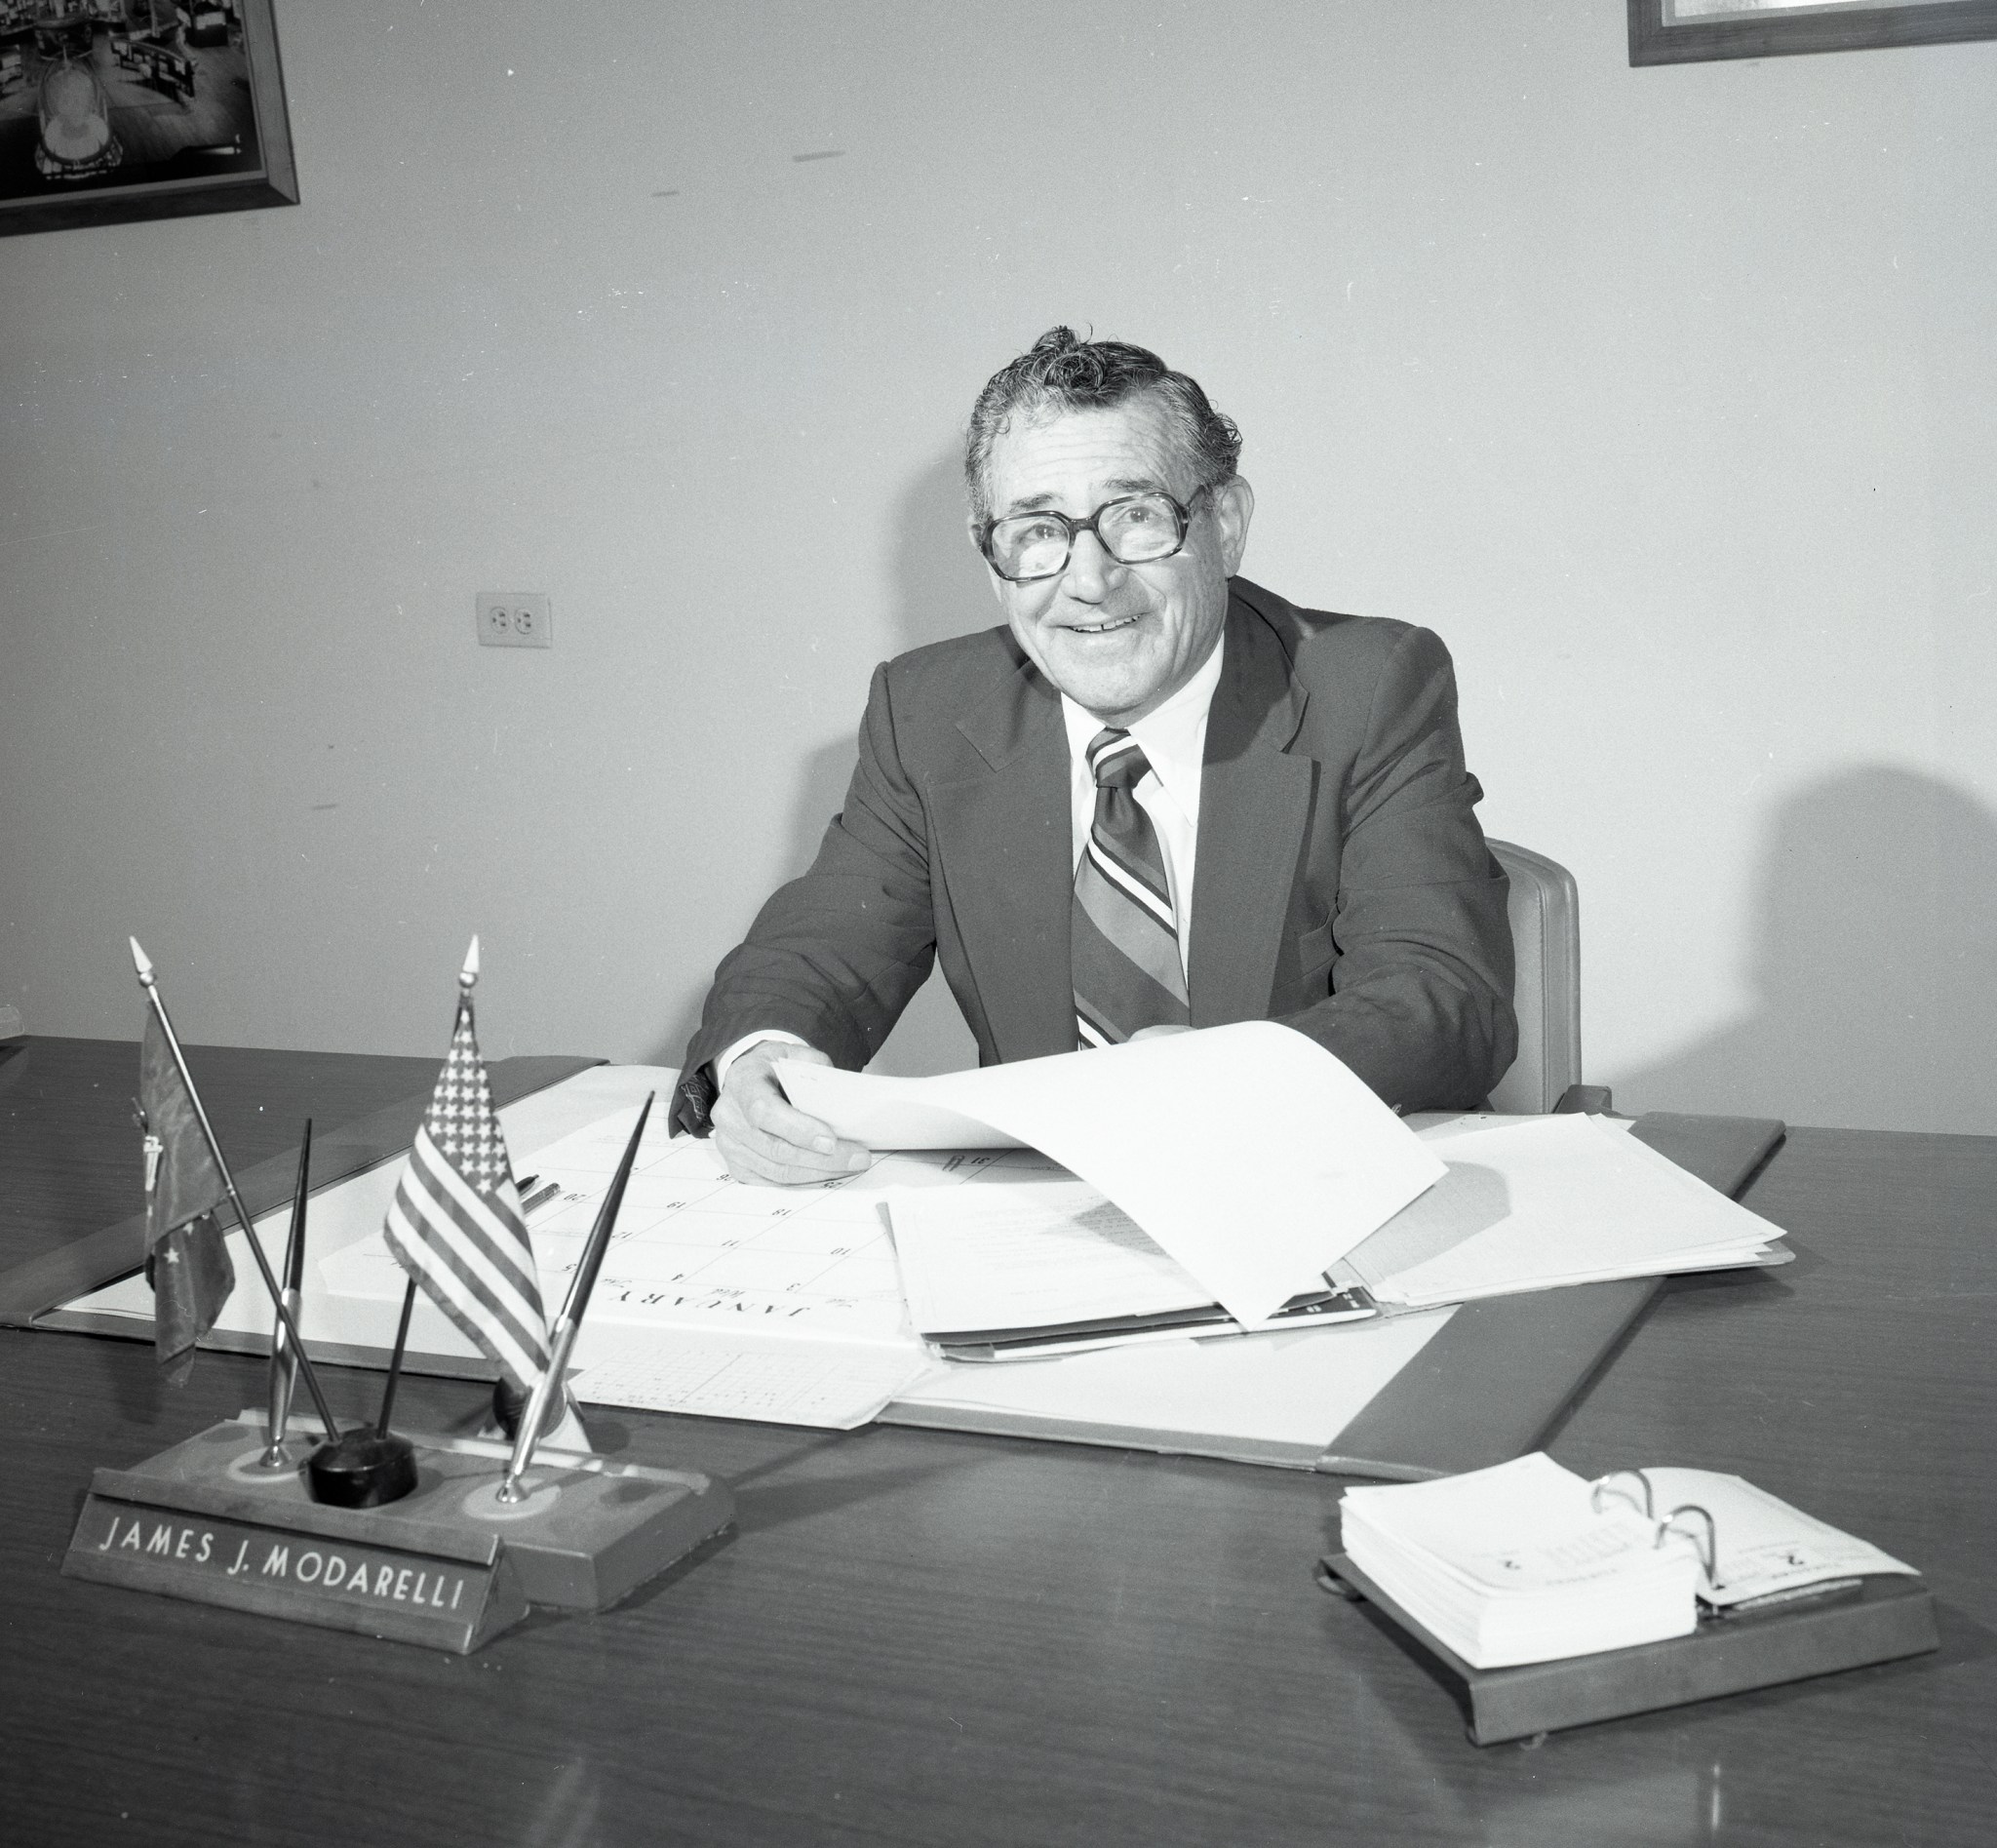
{"left": 2, "top": 1, "right": 1992, "bottom": 1132}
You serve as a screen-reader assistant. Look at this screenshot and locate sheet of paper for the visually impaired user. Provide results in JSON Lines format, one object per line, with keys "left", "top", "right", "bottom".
{"left": 1637, "top": 1469, "right": 1918, "bottom": 1606}
{"left": 893, "top": 1307, "right": 1456, "bottom": 1457}
{"left": 782, "top": 1022, "right": 1444, "bottom": 1327}
{"left": 891, "top": 1174, "right": 1217, "bottom": 1336}
{"left": 312, "top": 1112, "right": 1067, "bottom": 1372}
{"left": 1349, "top": 1114, "right": 1788, "bottom": 1306}
{"left": 569, "top": 1328, "right": 930, "bottom": 1431}
{"left": 779, "top": 1085, "right": 1020, "bottom": 1150}
{"left": 1407, "top": 1110, "right": 1635, "bottom": 1142}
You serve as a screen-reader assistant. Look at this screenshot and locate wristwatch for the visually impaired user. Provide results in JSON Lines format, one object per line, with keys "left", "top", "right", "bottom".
{"left": 670, "top": 1062, "right": 719, "bottom": 1138}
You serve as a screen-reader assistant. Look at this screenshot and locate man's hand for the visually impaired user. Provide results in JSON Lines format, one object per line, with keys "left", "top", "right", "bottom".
{"left": 711, "top": 1041, "right": 872, "bottom": 1187}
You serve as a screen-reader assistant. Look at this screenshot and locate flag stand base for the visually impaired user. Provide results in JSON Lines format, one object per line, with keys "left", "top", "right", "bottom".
{"left": 60, "top": 1411, "right": 736, "bottom": 1653}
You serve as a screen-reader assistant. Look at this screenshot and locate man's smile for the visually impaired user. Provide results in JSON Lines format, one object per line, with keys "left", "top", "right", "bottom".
{"left": 1059, "top": 613, "right": 1142, "bottom": 636}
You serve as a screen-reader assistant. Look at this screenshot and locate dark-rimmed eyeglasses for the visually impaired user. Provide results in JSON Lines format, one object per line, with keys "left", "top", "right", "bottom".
{"left": 975, "top": 486, "right": 1210, "bottom": 584}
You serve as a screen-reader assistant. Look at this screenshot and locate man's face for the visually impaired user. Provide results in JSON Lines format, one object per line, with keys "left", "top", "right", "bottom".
{"left": 977, "top": 395, "right": 1253, "bottom": 727}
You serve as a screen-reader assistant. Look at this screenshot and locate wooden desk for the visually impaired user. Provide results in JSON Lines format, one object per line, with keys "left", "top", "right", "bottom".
{"left": 2, "top": 1039, "right": 1992, "bottom": 1847}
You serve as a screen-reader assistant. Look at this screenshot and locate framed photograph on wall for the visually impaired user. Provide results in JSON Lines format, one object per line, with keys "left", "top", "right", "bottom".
{"left": 0, "top": 0, "right": 296, "bottom": 239}
{"left": 1630, "top": 0, "right": 1997, "bottom": 64}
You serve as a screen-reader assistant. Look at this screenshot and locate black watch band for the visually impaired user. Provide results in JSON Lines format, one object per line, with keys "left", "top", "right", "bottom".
{"left": 670, "top": 1062, "right": 720, "bottom": 1138}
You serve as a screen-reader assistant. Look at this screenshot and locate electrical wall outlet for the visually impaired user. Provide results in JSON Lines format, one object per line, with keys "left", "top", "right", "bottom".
{"left": 476, "top": 593, "right": 553, "bottom": 649}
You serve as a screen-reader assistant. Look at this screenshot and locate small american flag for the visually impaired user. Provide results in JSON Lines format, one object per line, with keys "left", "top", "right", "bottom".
{"left": 383, "top": 996, "right": 549, "bottom": 1393}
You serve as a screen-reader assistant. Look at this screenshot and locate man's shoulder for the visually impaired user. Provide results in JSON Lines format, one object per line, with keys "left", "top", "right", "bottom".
{"left": 852, "top": 623, "right": 1040, "bottom": 772}
{"left": 1230, "top": 578, "right": 1441, "bottom": 684}
{"left": 880, "top": 621, "right": 1026, "bottom": 688}
{"left": 871, "top": 623, "right": 1035, "bottom": 730}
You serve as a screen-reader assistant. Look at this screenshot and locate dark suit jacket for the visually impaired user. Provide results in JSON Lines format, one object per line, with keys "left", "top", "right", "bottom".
{"left": 685, "top": 577, "right": 1516, "bottom": 1111}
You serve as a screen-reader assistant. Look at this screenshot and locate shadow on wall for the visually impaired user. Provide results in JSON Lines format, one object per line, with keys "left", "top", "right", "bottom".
{"left": 791, "top": 445, "right": 994, "bottom": 877}
{"left": 865, "top": 443, "right": 992, "bottom": 1076}
{"left": 659, "top": 447, "right": 993, "bottom": 1074}
{"left": 887, "top": 443, "right": 998, "bottom": 657}
{"left": 1613, "top": 765, "right": 1997, "bottom": 1135}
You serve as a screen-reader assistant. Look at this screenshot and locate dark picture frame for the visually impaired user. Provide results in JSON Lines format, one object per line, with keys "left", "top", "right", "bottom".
{"left": 0, "top": 0, "right": 296, "bottom": 238}
{"left": 1629, "top": 0, "right": 1997, "bottom": 64}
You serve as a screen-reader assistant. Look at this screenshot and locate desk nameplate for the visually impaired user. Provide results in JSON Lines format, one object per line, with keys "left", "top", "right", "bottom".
{"left": 61, "top": 1415, "right": 736, "bottom": 1649}
{"left": 64, "top": 1469, "right": 528, "bottom": 1654}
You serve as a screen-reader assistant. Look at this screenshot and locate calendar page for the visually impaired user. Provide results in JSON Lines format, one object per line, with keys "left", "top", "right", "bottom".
{"left": 319, "top": 1108, "right": 1058, "bottom": 1347}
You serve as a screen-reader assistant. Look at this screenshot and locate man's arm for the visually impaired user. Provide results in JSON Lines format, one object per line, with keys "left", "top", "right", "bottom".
{"left": 680, "top": 660, "right": 941, "bottom": 1155}
{"left": 1278, "top": 624, "right": 1516, "bottom": 1111}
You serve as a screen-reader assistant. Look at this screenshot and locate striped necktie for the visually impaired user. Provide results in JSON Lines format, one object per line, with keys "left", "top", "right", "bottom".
{"left": 1073, "top": 727, "right": 1191, "bottom": 1048}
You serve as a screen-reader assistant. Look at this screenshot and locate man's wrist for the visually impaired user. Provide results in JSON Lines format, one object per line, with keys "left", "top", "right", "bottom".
{"left": 714, "top": 1030, "right": 811, "bottom": 1086}
{"left": 673, "top": 1032, "right": 815, "bottom": 1139}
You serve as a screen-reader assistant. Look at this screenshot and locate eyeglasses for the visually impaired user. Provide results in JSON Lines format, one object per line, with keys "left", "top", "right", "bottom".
{"left": 976, "top": 486, "right": 1210, "bottom": 584}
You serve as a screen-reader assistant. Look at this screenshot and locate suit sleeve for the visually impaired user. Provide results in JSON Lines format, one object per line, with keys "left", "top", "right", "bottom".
{"left": 1276, "top": 626, "right": 1516, "bottom": 1111}
{"left": 682, "top": 663, "right": 940, "bottom": 1077}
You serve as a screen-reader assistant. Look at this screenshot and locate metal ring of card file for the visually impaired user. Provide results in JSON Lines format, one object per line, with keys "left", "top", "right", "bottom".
{"left": 1659, "top": 1505, "right": 1718, "bottom": 1587}
{"left": 1590, "top": 1470, "right": 1657, "bottom": 1521}
{"left": 1592, "top": 1472, "right": 1722, "bottom": 1591}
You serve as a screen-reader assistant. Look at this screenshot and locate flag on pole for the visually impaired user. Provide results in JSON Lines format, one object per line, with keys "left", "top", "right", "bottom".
{"left": 137, "top": 1012, "right": 236, "bottom": 1380}
{"left": 382, "top": 990, "right": 550, "bottom": 1393}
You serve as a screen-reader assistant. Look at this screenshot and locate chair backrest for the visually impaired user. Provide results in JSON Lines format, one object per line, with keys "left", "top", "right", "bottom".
{"left": 1484, "top": 839, "right": 1581, "bottom": 1114}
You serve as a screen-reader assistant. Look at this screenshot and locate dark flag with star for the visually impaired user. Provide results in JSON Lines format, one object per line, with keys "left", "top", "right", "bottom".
{"left": 381, "top": 991, "right": 550, "bottom": 1394}
{"left": 137, "top": 1012, "right": 235, "bottom": 1381}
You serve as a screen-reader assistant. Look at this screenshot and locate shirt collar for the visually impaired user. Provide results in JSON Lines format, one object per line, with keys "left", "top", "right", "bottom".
{"left": 1059, "top": 632, "right": 1226, "bottom": 803}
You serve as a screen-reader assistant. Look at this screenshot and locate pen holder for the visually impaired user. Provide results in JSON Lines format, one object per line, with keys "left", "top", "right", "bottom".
{"left": 62, "top": 1412, "right": 736, "bottom": 1651}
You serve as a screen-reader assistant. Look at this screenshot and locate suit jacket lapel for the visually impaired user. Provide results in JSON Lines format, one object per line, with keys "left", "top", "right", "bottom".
{"left": 936, "top": 652, "right": 1076, "bottom": 1061}
{"left": 1188, "top": 591, "right": 1313, "bottom": 1027}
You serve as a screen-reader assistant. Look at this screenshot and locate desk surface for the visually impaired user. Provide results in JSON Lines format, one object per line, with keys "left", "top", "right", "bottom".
{"left": 2, "top": 1038, "right": 1992, "bottom": 1848}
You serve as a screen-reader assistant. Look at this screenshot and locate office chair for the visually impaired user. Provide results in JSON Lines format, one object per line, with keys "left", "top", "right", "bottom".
{"left": 1484, "top": 839, "right": 1585, "bottom": 1114}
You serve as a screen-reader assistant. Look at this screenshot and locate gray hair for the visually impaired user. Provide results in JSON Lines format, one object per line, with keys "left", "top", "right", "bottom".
{"left": 963, "top": 327, "right": 1242, "bottom": 520}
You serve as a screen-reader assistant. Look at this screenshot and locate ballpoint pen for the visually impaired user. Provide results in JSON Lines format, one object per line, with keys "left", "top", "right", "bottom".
{"left": 496, "top": 1094, "right": 653, "bottom": 1502}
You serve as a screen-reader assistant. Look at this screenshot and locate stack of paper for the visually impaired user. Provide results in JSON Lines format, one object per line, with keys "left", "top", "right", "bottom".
{"left": 1344, "top": 1114, "right": 1790, "bottom": 1308}
{"left": 1341, "top": 1455, "right": 1703, "bottom": 1668}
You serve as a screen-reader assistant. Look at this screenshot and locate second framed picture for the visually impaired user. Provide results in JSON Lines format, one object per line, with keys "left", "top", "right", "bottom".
{"left": 1630, "top": 0, "right": 1997, "bottom": 64}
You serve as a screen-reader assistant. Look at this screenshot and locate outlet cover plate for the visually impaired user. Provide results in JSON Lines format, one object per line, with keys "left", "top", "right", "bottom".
{"left": 476, "top": 593, "right": 552, "bottom": 649}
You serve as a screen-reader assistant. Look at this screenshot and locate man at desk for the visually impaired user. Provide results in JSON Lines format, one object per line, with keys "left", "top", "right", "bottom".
{"left": 673, "top": 328, "right": 1515, "bottom": 1182}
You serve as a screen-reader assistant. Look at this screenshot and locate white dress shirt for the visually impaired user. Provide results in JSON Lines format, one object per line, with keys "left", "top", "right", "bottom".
{"left": 1059, "top": 631, "right": 1225, "bottom": 977}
